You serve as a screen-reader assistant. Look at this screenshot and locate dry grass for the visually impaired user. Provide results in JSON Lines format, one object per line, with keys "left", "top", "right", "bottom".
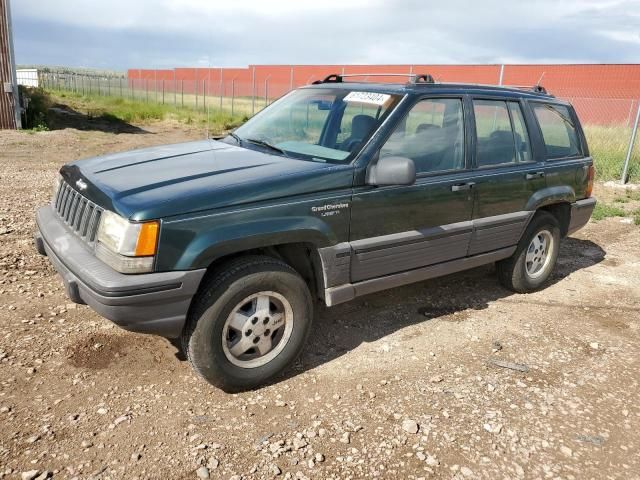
{"left": 583, "top": 124, "right": 638, "bottom": 181}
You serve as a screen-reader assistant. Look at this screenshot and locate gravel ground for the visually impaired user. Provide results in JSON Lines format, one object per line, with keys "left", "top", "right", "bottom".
{"left": 1, "top": 122, "right": 639, "bottom": 480}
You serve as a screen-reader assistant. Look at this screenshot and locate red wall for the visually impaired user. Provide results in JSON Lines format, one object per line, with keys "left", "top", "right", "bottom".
{"left": 128, "top": 64, "right": 640, "bottom": 124}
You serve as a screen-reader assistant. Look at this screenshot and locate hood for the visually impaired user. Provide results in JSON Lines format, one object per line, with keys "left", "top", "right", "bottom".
{"left": 60, "top": 140, "right": 354, "bottom": 221}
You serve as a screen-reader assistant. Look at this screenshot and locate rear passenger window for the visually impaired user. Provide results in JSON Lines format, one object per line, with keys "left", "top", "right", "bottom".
{"left": 473, "top": 100, "right": 516, "bottom": 167}
{"left": 380, "top": 98, "right": 465, "bottom": 174}
{"left": 532, "top": 103, "right": 582, "bottom": 158}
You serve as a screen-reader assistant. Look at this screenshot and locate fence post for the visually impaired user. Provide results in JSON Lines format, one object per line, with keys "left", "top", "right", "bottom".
{"left": 231, "top": 78, "right": 236, "bottom": 117}
{"left": 162, "top": 80, "right": 165, "bottom": 105}
{"left": 219, "top": 68, "right": 223, "bottom": 111}
{"left": 498, "top": 64, "right": 505, "bottom": 85}
{"left": 119, "top": 77, "right": 123, "bottom": 97}
{"left": 621, "top": 100, "right": 640, "bottom": 184}
{"left": 181, "top": 80, "right": 184, "bottom": 107}
{"left": 289, "top": 66, "right": 294, "bottom": 91}
{"left": 202, "top": 79, "right": 206, "bottom": 112}
{"left": 195, "top": 80, "right": 199, "bottom": 110}
{"left": 627, "top": 100, "right": 636, "bottom": 127}
{"left": 251, "top": 66, "right": 256, "bottom": 116}
{"left": 146, "top": 79, "right": 149, "bottom": 103}
{"left": 264, "top": 76, "right": 269, "bottom": 108}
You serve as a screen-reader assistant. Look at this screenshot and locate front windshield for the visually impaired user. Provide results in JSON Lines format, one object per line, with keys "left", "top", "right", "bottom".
{"left": 231, "top": 88, "right": 402, "bottom": 162}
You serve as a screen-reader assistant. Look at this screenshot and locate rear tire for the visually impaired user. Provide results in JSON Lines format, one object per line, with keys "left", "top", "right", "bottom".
{"left": 181, "top": 255, "right": 313, "bottom": 392}
{"left": 497, "top": 211, "right": 561, "bottom": 293}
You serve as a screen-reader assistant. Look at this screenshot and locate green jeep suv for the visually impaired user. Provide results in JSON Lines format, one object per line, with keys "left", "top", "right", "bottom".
{"left": 35, "top": 74, "right": 596, "bottom": 390}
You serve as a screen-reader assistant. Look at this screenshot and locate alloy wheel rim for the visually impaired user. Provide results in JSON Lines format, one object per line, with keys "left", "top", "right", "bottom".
{"left": 222, "top": 291, "right": 294, "bottom": 368}
{"left": 525, "top": 230, "right": 554, "bottom": 279}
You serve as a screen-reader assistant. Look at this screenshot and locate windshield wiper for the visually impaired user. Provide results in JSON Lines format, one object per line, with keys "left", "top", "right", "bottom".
{"left": 228, "top": 132, "right": 243, "bottom": 144}
{"left": 245, "top": 138, "right": 289, "bottom": 157}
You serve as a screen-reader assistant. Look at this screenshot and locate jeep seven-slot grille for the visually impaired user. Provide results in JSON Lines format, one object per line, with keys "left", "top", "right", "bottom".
{"left": 52, "top": 179, "right": 103, "bottom": 244}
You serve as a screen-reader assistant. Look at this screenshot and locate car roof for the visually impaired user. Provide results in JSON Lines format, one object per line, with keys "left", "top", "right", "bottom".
{"left": 301, "top": 79, "right": 564, "bottom": 103}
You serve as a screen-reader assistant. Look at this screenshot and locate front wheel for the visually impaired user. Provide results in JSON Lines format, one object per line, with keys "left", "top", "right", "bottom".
{"left": 497, "top": 211, "right": 561, "bottom": 293}
{"left": 181, "top": 256, "right": 313, "bottom": 391}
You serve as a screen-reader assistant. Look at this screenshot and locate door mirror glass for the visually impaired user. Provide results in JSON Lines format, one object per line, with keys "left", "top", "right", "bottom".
{"left": 366, "top": 156, "right": 416, "bottom": 186}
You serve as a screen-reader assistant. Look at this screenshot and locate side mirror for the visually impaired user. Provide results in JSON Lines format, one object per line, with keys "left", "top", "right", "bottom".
{"left": 366, "top": 156, "right": 416, "bottom": 186}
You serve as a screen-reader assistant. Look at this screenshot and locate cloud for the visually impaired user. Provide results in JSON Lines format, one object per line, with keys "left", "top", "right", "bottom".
{"left": 11, "top": 0, "right": 640, "bottom": 70}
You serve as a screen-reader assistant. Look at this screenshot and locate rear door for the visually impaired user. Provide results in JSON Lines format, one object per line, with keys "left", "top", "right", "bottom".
{"left": 467, "top": 97, "right": 546, "bottom": 256}
{"left": 529, "top": 102, "right": 591, "bottom": 199}
{"left": 349, "top": 96, "right": 476, "bottom": 282}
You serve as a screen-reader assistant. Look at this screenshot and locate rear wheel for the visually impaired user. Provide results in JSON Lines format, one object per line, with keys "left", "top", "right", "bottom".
{"left": 497, "top": 211, "right": 561, "bottom": 293}
{"left": 181, "top": 255, "right": 313, "bottom": 391}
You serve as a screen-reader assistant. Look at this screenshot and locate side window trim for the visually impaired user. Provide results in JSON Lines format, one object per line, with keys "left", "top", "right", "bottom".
{"left": 530, "top": 101, "right": 584, "bottom": 161}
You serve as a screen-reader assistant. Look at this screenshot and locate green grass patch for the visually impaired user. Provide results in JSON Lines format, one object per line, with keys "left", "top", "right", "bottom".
{"left": 633, "top": 209, "right": 640, "bottom": 225}
{"left": 592, "top": 202, "right": 628, "bottom": 221}
{"left": 46, "top": 89, "right": 247, "bottom": 133}
{"left": 19, "top": 86, "right": 51, "bottom": 131}
{"left": 583, "top": 124, "right": 639, "bottom": 182}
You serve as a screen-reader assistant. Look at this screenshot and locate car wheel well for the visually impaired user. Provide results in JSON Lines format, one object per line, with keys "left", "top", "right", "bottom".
{"left": 202, "top": 243, "right": 323, "bottom": 299}
{"left": 538, "top": 202, "right": 571, "bottom": 237}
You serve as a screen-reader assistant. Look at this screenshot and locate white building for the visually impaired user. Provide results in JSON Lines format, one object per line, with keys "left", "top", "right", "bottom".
{"left": 16, "top": 68, "right": 39, "bottom": 87}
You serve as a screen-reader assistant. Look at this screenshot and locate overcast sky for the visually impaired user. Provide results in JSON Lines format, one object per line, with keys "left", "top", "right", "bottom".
{"left": 11, "top": 0, "right": 640, "bottom": 71}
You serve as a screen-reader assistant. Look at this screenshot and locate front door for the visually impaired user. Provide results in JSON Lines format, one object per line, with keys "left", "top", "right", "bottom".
{"left": 349, "top": 97, "right": 475, "bottom": 282}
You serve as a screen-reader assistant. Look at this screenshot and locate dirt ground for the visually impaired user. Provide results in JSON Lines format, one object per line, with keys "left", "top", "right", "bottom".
{"left": 1, "top": 120, "right": 639, "bottom": 480}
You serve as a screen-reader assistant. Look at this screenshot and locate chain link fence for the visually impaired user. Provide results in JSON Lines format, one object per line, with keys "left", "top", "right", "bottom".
{"left": 17, "top": 70, "right": 640, "bottom": 183}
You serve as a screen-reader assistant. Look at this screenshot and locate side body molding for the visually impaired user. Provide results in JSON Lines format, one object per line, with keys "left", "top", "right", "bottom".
{"left": 318, "top": 212, "right": 538, "bottom": 307}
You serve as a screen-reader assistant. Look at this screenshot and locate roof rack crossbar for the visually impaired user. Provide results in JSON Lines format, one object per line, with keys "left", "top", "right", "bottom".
{"left": 502, "top": 84, "right": 548, "bottom": 94}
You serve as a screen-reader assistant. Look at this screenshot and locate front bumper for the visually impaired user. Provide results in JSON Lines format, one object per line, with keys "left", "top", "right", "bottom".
{"left": 567, "top": 197, "right": 597, "bottom": 235}
{"left": 35, "top": 206, "right": 206, "bottom": 338}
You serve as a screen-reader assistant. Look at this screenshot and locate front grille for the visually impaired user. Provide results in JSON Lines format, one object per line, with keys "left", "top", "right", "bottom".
{"left": 52, "top": 179, "right": 103, "bottom": 244}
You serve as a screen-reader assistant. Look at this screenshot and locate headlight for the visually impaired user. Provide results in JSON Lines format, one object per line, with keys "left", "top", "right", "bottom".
{"left": 95, "top": 210, "right": 159, "bottom": 273}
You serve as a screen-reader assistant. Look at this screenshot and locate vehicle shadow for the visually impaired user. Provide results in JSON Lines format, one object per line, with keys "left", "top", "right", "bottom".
{"left": 169, "top": 238, "right": 605, "bottom": 387}
{"left": 47, "top": 104, "right": 150, "bottom": 134}
{"left": 283, "top": 237, "right": 605, "bottom": 382}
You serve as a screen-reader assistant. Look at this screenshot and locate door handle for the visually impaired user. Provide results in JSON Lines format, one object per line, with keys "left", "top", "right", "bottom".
{"left": 525, "top": 171, "right": 545, "bottom": 180}
{"left": 451, "top": 182, "right": 475, "bottom": 192}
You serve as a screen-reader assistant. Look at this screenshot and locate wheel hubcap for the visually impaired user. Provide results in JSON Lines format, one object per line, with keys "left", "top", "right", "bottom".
{"left": 525, "top": 230, "right": 554, "bottom": 279}
{"left": 222, "top": 291, "right": 293, "bottom": 368}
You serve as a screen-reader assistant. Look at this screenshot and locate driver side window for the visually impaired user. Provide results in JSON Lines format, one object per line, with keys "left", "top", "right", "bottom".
{"left": 380, "top": 98, "right": 465, "bottom": 174}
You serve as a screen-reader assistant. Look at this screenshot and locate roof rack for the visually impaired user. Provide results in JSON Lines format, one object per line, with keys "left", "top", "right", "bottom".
{"left": 310, "top": 74, "right": 550, "bottom": 95}
{"left": 312, "top": 73, "right": 435, "bottom": 85}
{"left": 503, "top": 84, "right": 548, "bottom": 94}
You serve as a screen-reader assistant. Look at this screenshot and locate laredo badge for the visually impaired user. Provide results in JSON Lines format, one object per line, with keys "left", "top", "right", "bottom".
{"left": 311, "top": 202, "right": 349, "bottom": 217}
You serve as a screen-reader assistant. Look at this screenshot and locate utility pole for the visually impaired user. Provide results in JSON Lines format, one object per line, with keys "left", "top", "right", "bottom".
{"left": 0, "top": 0, "right": 21, "bottom": 128}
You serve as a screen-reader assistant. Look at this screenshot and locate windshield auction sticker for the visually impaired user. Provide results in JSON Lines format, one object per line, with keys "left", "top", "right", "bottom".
{"left": 344, "top": 91, "right": 391, "bottom": 106}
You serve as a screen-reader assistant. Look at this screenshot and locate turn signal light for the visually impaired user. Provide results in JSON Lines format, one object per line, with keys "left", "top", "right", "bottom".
{"left": 135, "top": 221, "right": 159, "bottom": 256}
{"left": 586, "top": 165, "right": 595, "bottom": 197}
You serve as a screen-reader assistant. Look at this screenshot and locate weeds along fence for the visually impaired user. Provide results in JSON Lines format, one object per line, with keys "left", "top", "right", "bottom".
{"left": 23, "top": 70, "right": 640, "bottom": 183}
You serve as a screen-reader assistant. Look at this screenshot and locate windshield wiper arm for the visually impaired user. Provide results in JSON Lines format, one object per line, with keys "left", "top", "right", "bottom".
{"left": 228, "top": 132, "right": 243, "bottom": 144}
{"left": 245, "top": 138, "right": 288, "bottom": 157}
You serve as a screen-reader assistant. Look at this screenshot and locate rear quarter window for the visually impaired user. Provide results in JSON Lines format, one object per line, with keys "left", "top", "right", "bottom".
{"left": 532, "top": 103, "right": 582, "bottom": 159}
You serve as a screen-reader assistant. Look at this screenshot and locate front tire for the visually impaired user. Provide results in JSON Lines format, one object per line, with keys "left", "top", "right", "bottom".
{"left": 497, "top": 211, "right": 561, "bottom": 293}
{"left": 181, "top": 255, "right": 313, "bottom": 391}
